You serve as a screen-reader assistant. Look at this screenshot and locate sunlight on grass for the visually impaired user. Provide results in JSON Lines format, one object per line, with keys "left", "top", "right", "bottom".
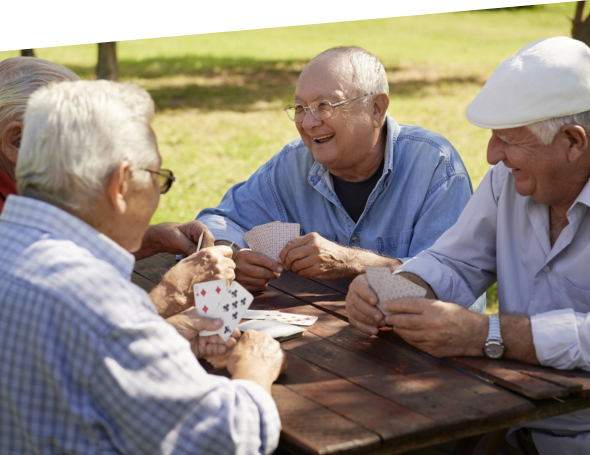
{"left": 0, "top": 3, "right": 577, "bottom": 311}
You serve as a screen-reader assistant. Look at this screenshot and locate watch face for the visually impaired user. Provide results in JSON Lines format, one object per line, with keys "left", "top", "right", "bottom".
{"left": 484, "top": 342, "right": 504, "bottom": 359}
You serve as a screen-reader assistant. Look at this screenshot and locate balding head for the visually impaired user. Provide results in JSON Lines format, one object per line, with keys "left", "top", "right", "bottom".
{"left": 0, "top": 57, "right": 80, "bottom": 128}
{"left": 298, "top": 47, "right": 389, "bottom": 107}
{"left": 0, "top": 57, "right": 79, "bottom": 181}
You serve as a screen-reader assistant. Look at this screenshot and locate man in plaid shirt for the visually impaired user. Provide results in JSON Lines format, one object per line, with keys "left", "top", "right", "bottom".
{"left": 0, "top": 80, "right": 285, "bottom": 454}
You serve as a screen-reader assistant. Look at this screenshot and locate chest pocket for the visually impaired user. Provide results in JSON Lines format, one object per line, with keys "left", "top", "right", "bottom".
{"left": 559, "top": 276, "right": 590, "bottom": 313}
{"left": 377, "top": 229, "right": 414, "bottom": 258}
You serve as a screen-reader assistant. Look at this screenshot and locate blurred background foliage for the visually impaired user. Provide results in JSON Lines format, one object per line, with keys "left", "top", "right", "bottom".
{"left": 0, "top": 2, "right": 580, "bottom": 312}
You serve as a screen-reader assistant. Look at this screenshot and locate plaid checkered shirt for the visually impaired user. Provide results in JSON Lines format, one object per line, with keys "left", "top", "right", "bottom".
{"left": 0, "top": 195, "right": 281, "bottom": 454}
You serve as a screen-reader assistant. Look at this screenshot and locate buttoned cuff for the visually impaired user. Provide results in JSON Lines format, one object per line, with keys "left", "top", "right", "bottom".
{"left": 197, "top": 215, "right": 249, "bottom": 249}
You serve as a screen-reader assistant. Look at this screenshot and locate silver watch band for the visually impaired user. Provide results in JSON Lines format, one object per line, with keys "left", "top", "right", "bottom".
{"left": 488, "top": 314, "right": 503, "bottom": 342}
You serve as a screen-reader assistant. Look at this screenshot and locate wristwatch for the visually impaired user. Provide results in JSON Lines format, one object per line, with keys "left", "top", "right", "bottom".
{"left": 483, "top": 314, "right": 505, "bottom": 359}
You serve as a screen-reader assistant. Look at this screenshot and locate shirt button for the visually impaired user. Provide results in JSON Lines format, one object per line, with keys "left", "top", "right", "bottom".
{"left": 351, "top": 237, "right": 358, "bottom": 243}
{"left": 543, "top": 265, "right": 551, "bottom": 273}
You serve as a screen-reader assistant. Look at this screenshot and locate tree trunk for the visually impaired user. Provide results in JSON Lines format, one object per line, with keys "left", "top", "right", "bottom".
{"left": 574, "top": 16, "right": 590, "bottom": 47}
{"left": 96, "top": 42, "right": 119, "bottom": 81}
{"left": 20, "top": 49, "right": 35, "bottom": 57}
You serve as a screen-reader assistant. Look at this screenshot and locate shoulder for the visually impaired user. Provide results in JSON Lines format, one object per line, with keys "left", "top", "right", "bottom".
{"left": 395, "top": 124, "right": 468, "bottom": 176}
{"left": 10, "top": 239, "right": 156, "bottom": 334}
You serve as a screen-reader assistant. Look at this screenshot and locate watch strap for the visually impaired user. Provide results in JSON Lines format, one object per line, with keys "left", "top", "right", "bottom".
{"left": 487, "top": 314, "right": 503, "bottom": 342}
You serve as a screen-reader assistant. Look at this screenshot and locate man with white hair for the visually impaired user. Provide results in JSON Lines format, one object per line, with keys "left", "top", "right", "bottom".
{"left": 346, "top": 37, "right": 590, "bottom": 454}
{"left": 0, "top": 80, "right": 285, "bottom": 454}
{"left": 197, "top": 46, "right": 485, "bottom": 312}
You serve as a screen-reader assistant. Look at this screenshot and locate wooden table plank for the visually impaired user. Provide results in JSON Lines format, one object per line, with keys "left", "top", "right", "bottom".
{"left": 133, "top": 252, "right": 177, "bottom": 284}
{"left": 448, "top": 357, "right": 589, "bottom": 399}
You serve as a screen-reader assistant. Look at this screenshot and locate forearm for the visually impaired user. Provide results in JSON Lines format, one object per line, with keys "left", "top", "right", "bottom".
{"left": 501, "top": 315, "right": 540, "bottom": 364}
{"left": 396, "top": 272, "right": 438, "bottom": 300}
{"left": 346, "top": 249, "right": 402, "bottom": 279}
{"left": 135, "top": 225, "right": 161, "bottom": 261}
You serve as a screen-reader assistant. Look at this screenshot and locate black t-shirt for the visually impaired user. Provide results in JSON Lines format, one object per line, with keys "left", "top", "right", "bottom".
{"left": 330, "top": 158, "right": 385, "bottom": 223}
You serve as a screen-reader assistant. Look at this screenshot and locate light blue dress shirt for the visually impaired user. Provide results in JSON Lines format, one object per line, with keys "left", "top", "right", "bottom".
{"left": 397, "top": 162, "right": 590, "bottom": 454}
{"left": 0, "top": 195, "right": 280, "bottom": 455}
{"left": 198, "top": 115, "right": 486, "bottom": 312}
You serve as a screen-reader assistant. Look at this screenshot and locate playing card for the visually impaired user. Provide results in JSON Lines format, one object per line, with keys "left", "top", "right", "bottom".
{"left": 238, "top": 319, "right": 305, "bottom": 342}
{"left": 195, "top": 231, "right": 204, "bottom": 253}
{"left": 365, "top": 267, "right": 426, "bottom": 315}
{"left": 200, "top": 281, "right": 254, "bottom": 341}
{"left": 243, "top": 309, "right": 280, "bottom": 319}
{"left": 268, "top": 312, "right": 318, "bottom": 326}
{"left": 194, "top": 280, "right": 227, "bottom": 317}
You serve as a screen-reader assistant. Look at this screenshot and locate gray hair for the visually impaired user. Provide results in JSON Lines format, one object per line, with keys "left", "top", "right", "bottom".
{"left": 312, "top": 46, "right": 389, "bottom": 106}
{"left": 0, "top": 57, "right": 80, "bottom": 129}
{"left": 17, "top": 80, "right": 158, "bottom": 212}
{"left": 526, "top": 110, "right": 590, "bottom": 146}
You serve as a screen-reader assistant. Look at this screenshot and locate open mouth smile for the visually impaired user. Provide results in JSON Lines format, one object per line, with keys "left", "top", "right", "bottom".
{"left": 313, "top": 134, "right": 334, "bottom": 144}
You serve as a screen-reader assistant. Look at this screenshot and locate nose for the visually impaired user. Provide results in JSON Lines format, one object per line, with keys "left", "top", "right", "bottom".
{"left": 487, "top": 132, "right": 507, "bottom": 166}
{"left": 301, "top": 107, "right": 322, "bottom": 130}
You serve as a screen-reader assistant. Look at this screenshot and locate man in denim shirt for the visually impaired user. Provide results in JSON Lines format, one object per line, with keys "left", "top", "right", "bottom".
{"left": 198, "top": 46, "right": 480, "bottom": 310}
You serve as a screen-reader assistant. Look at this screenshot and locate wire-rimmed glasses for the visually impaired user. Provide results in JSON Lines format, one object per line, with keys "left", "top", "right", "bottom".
{"left": 284, "top": 94, "right": 368, "bottom": 122}
{"left": 142, "top": 168, "right": 176, "bottom": 194}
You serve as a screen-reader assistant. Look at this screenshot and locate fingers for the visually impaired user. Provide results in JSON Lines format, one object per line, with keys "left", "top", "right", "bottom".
{"left": 237, "top": 250, "right": 283, "bottom": 273}
{"left": 382, "top": 297, "right": 428, "bottom": 315}
{"left": 206, "top": 245, "right": 234, "bottom": 259}
{"left": 198, "top": 317, "right": 224, "bottom": 332}
{"left": 353, "top": 274, "right": 378, "bottom": 306}
{"left": 278, "top": 235, "right": 309, "bottom": 264}
{"left": 235, "top": 250, "right": 282, "bottom": 291}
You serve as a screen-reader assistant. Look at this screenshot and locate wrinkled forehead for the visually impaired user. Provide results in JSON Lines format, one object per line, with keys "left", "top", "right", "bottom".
{"left": 295, "top": 54, "right": 355, "bottom": 102}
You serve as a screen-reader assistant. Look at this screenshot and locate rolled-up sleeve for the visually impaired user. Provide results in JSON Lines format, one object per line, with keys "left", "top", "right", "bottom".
{"left": 531, "top": 309, "right": 590, "bottom": 372}
{"left": 396, "top": 166, "right": 501, "bottom": 307}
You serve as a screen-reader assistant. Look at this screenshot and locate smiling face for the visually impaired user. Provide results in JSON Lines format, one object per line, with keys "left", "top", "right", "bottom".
{"left": 294, "top": 54, "right": 386, "bottom": 180}
{"left": 487, "top": 126, "right": 589, "bottom": 209}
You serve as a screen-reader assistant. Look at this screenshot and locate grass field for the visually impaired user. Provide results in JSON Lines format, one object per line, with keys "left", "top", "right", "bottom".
{"left": 0, "top": 2, "right": 580, "bottom": 311}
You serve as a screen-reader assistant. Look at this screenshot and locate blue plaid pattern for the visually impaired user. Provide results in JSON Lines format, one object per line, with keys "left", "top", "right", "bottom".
{"left": 0, "top": 195, "right": 280, "bottom": 455}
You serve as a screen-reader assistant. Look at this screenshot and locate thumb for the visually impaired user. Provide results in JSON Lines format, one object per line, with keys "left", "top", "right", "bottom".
{"left": 197, "top": 317, "right": 223, "bottom": 332}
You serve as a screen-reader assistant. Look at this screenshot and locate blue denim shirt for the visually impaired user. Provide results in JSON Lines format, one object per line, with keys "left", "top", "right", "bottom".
{"left": 198, "top": 115, "right": 473, "bottom": 263}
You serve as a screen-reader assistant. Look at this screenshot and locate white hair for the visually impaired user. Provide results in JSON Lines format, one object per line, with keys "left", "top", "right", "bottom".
{"left": 312, "top": 46, "right": 389, "bottom": 106}
{"left": 0, "top": 57, "right": 80, "bottom": 129}
{"left": 16, "top": 80, "right": 158, "bottom": 212}
{"left": 526, "top": 110, "right": 590, "bottom": 146}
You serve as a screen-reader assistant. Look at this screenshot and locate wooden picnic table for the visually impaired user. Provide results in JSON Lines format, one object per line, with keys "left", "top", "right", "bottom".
{"left": 132, "top": 253, "right": 590, "bottom": 455}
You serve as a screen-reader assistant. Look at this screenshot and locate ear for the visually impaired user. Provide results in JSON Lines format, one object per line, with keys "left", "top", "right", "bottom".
{"left": 561, "top": 125, "right": 588, "bottom": 163}
{"left": 105, "top": 160, "right": 132, "bottom": 215}
{"left": 1, "top": 121, "right": 23, "bottom": 163}
{"left": 371, "top": 94, "right": 390, "bottom": 129}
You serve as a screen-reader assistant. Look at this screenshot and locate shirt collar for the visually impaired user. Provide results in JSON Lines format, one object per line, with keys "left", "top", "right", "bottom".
{"left": 0, "top": 195, "right": 135, "bottom": 279}
{"left": 307, "top": 114, "right": 399, "bottom": 183}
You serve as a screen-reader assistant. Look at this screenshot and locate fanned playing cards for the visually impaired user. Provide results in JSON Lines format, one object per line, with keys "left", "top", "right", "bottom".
{"left": 365, "top": 266, "right": 427, "bottom": 315}
{"left": 243, "top": 221, "right": 301, "bottom": 261}
{"left": 194, "top": 280, "right": 254, "bottom": 341}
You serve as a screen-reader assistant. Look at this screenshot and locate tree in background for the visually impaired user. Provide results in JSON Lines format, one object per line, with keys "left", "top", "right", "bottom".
{"left": 572, "top": 1, "right": 590, "bottom": 46}
{"left": 96, "top": 42, "right": 118, "bottom": 81}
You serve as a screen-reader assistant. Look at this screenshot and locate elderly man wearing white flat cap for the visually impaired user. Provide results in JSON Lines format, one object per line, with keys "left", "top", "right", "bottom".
{"left": 346, "top": 36, "right": 590, "bottom": 454}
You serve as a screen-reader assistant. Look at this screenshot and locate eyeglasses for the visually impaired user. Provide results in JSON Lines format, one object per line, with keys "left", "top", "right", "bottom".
{"left": 142, "top": 168, "right": 176, "bottom": 194}
{"left": 284, "top": 94, "right": 369, "bottom": 122}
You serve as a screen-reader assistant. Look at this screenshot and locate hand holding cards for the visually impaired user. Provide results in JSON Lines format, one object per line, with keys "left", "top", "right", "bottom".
{"left": 365, "top": 266, "right": 426, "bottom": 315}
{"left": 194, "top": 280, "right": 254, "bottom": 341}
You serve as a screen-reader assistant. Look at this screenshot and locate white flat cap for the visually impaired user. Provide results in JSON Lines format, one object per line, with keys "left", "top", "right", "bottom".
{"left": 466, "top": 37, "right": 590, "bottom": 129}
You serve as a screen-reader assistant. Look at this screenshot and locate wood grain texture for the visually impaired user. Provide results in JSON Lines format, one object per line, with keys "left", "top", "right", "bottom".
{"left": 133, "top": 252, "right": 177, "bottom": 284}
{"left": 447, "top": 357, "right": 573, "bottom": 399}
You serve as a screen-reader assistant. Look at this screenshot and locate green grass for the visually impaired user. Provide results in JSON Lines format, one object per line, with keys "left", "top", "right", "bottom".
{"left": 0, "top": 2, "right": 580, "bottom": 312}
